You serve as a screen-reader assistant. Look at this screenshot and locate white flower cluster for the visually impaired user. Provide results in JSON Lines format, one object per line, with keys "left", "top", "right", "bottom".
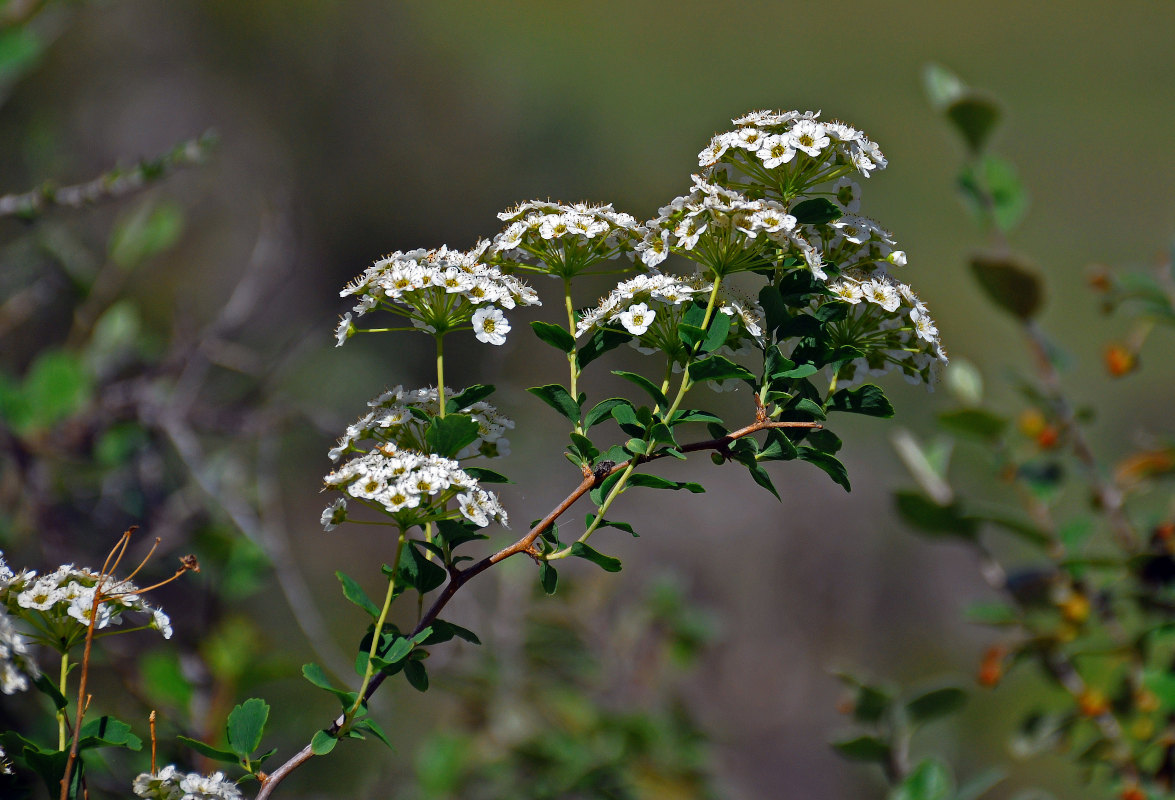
{"left": 328, "top": 385, "right": 514, "bottom": 462}
{"left": 0, "top": 608, "right": 34, "bottom": 694}
{"left": 698, "top": 109, "right": 887, "bottom": 181}
{"left": 642, "top": 174, "right": 825, "bottom": 278}
{"left": 490, "top": 200, "right": 642, "bottom": 276}
{"left": 576, "top": 271, "right": 764, "bottom": 360}
{"left": 337, "top": 241, "right": 540, "bottom": 345}
{"left": 823, "top": 275, "right": 948, "bottom": 387}
{"left": 0, "top": 555, "right": 172, "bottom": 643}
{"left": 801, "top": 210, "right": 906, "bottom": 279}
{"left": 323, "top": 444, "right": 507, "bottom": 529}
{"left": 133, "top": 766, "right": 242, "bottom": 800}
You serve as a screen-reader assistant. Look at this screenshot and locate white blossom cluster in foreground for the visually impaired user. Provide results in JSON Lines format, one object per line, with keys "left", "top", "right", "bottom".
{"left": 133, "top": 766, "right": 243, "bottom": 800}
{"left": 328, "top": 385, "right": 514, "bottom": 463}
{"left": 322, "top": 444, "right": 507, "bottom": 530}
{"left": 489, "top": 200, "right": 643, "bottom": 274}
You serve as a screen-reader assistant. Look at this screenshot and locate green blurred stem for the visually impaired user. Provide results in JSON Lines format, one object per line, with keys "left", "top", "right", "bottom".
{"left": 564, "top": 279, "right": 582, "bottom": 433}
{"left": 57, "top": 653, "right": 68, "bottom": 750}
{"left": 346, "top": 530, "right": 406, "bottom": 724}
{"left": 435, "top": 336, "right": 446, "bottom": 418}
{"left": 551, "top": 277, "right": 724, "bottom": 557}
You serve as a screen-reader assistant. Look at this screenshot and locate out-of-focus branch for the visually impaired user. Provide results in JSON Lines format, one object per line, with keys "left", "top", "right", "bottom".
{"left": 0, "top": 133, "right": 217, "bottom": 219}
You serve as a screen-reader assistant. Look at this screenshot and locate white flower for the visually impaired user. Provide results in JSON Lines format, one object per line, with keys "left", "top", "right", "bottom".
{"left": 334, "top": 312, "right": 354, "bottom": 347}
{"left": 862, "top": 279, "right": 901, "bottom": 312}
{"left": 635, "top": 229, "right": 670, "bottom": 267}
{"left": 757, "top": 134, "right": 796, "bottom": 168}
{"left": 618, "top": 302, "right": 655, "bottom": 336}
{"left": 789, "top": 119, "right": 830, "bottom": 156}
{"left": 830, "top": 281, "right": 864, "bottom": 304}
{"left": 472, "top": 307, "right": 510, "bottom": 345}
{"left": 831, "top": 177, "right": 861, "bottom": 213}
{"left": 320, "top": 498, "right": 347, "bottom": 531}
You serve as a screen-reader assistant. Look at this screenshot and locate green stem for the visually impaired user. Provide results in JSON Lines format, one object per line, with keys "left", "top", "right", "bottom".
{"left": 58, "top": 653, "right": 69, "bottom": 750}
{"left": 564, "top": 279, "right": 582, "bottom": 433}
{"left": 346, "top": 530, "right": 407, "bottom": 723}
{"left": 551, "top": 276, "right": 725, "bottom": 557}
{"left": 435, "top": 336, "right": 446, "bottom": 418}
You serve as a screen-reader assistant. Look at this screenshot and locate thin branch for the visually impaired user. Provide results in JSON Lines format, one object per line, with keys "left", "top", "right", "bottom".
{"left": 0, "top": 133, "right": 217, "bottom": 220}
{"left": 253, "top": 417, "right": 820, "bottom": 799}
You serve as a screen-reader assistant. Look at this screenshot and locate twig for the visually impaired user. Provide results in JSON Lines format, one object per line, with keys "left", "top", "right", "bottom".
{"left": 253, "top": 417, "right": 821, "bottom": 799}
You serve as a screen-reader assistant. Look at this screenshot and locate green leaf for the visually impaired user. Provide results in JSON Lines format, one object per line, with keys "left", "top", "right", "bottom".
{"left": 0, "top": 27, "right": 43, "bottom": 85}
{"left": 310, "top": 730, "right": 337, "bottom": 756}
{"left": 463, "top": 467, "right": 511, "bottom": 484}
{"left": 700, "top": 311, "right": 732, "bottom": 353}
{"left": 627, "top": 473, "right": 705, "bottom": 493}
{"left": 404, "top": 659, "right": 429, "bottom": 692}
{"left": 301, "top": 663, "right": 356, "bottom": 706}
{"left": 746, "top": 463, "right": 780, "bottom": 500}
{"left": 585, "top": 513, "right": 637, "bottom": 537}
{"left": 584, "top": 398, "right": 628, "bottom": 429}
{"left": 791, "top": 397, "right": 826, "bottom": 420}
{"left": 178, "top": 736, "right": 239, "bottom": 764}
{"left": 688, "top": 355, "right": 756, "bottom": 384}
{"left": 589, "top": 470, "right": 625, "bottom": 505}
{"left": 947, "top": 92, "right": 1001, "bottom": 153}
{"left": 966, "top": 510, "right": 1050, "bottom": 548}
{"left": 612, "top": 370, "right": 668, "bottom": 409}
{"left": 376, "top": 635, "right": 415, "bottom": 668}
{"left": 570, "top": 542, "right": 622, "bottom": 572}
{"left": 77, "top": 715, "right": 142, "bottom": 751}
{"left": 677, "top": 322, "right": 706, "bottom": 349}
{"left": 905, "top": 687, "right": 967, "bottom": 726}
{"left": 791, "top": 197, "right": 842, "bottom": 225}
{"left": 830, "top": 734, "right": 890, "bottom": 763}
{"left": 954, "top": 768, "right": 1006, "bottom": 800}
{"left": 398, "top": 542, "right": 448, "bottom": 594}
{"left": 936, "top": 409, "right": 1007, "bottom": 440}
{"left": 527, "top": 384, "right": 581, "bottom": 423}
{"left": 578, "top": 327, "right": 630, "bottom": 368}
{"left": 21, "top": 349, "right": 92, "bottom": 433}
{"left": 109, "top": 201, "right": 185, "bottom": 269}
{"left": 670, "top": 408, "right": 724, "bottom": 425}
{"left": 227, "top": 698, "right": 269, "bottom": 758}
{"left": 425, "top": 413, "right": 481, "bottom": 458}
{"left": 539, "top": 561, "right": 558, "bottom": 594}
{"left": 336, "top": 571, "right": 380, "bottom": 619}
{"left": 32, "top": 672, "right": 68, "bottom": 710}
{"left": 964, "top": 602, "right": 1019, "bottom": 625}
{"left": 890, "top": 758, "right": 954, "bottom": 800}
{"left": 829, "top": 384, "right": 894, "bottom": 418}
{"left": 757, "top": 429, "right": 799, "bottom": 461}
{"left": 530, "top": 320, "right": 576, "bottom": 352}
{"left": 353, "top": 718, "right": 394, "bottom": 750}
{"left": 1143, "top": 669, "right": 1175, "bottom": 710}
{"left": 922, "top": 62, "right": 967, "bottom": 111}
{"left": 894, "top": 491, "right": 977, "bottom": 538}
{"left": 970, "top": 251, "right": 1044, "bottom": 320}
{"left": 798, "top": 448, "right": 850, "bottom": 491}
{"left": 960, "top": 155, "right": 1027, "bottom": 233}
{"left": 445, "top": 384, "right": 495, "bottom": 413}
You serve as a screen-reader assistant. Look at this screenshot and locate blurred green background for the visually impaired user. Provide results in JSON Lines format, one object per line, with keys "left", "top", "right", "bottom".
{"left": 2, "top": 1, "right": 1173, "bottom": 797}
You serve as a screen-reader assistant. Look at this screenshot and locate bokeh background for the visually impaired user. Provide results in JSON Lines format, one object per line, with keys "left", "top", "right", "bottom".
{"left": 2, "top": 1, "right": 1174, "bottom": 797}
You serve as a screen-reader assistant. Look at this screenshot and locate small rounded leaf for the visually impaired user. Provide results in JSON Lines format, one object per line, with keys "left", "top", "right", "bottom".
{"left": 969, "top": 251, "right": 1044, "bottom": 320}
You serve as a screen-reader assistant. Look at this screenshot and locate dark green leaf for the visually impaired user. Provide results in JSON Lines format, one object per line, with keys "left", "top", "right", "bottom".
{"left": 434, "top": 519, "right": 488, "bottom": 551}
{"left": 894, "top": 491, "right": 978, "bottom": 539}
{"left": 798, "top": 447, "right": 849, "bottom": 491}
{"left": 302, "top": 663, "right": 357, "bottom": 706}
{"left": 310, "top": 730, "right": 337, "bottom": 756}
{"left": 688, "top": 355, "right": 755, "bottom": 384}
{"left": 398, "top": 542, "right": 447, "bottom": 594}
{"left": 445, "top": 384, "right": 496, "bottom": 413}
{"left": 612, "top": 370, "right": 668, "bottom": 409}
{"left": 586, "top": 513, "right": 637, "bottom": 537}
{"left": 830, "top": 735, "right": 890, "bottom": 763}
{"left": 21, "top": 350, "right": 92, "bottom": 433}
{"left": 700, "top": 311, "right": 732, "bottom": 353}
{"left": 670, "top": 408, "right": 724, "bottom": 425}
{"left": 947, "top": 92, "right": 1001, "bottom": 153}
{"left": 590, "top": 470, "right": 625, "bottom": 505}
{"left": 570, "top": 542, "right": 622, "bottom": 572}
{"left": 336, "top": 571, "right": 380, "bottom": 619}
{"left": 905, "top": 687, "right": 967, "bottom": 726}
{"left": 33, "top": 672, "right": 68, "bottom": 710}
{"left": 829, "top": 384, "right": 893, "bottom": 418}
{"left": 791, "top": 397, "right": 826, "bottom": 420}
{"left": 805, "top": 429, "right": 842, "bottom": 454}
{"left": 463, "top": 467, "right": 511, "bottom": 483}
{"left": 757, "top": 429, "right": 799, "bottom": 461}
{"left": 227, "top": 698, "right": 269, "bottom": 758}
{"left": 627, "top": 473, "right": 705, "bottom": 493}
{"left": 578, "top": 328, "right": 630, "bottom": 368}
{"left": 425, "top": 413, "right": 481, "bottom": 458}
{"left": 791, "top": 197, "right": 842, "bottom": 225}
{"left": 539, "top": 562, "right": 558, "bottom": 594}
{"left": 353, "top": 718, "right": 394, "bottom": 750}
{"left": 527, "top": 384, "right": 581, "bottom": 423}
{"left": 937, "top": 409, "right": 1007, "bottom": 440}
{"left": 404, "top": 659, "right": 429, "bottom": 692}
{"left": 178, "top": 736, "right": 239, "bottom": 764}
{"left": 584, "top": 398, "right": 628, "bottom": 429}
{"left": 0, "top": 27, "right": 43, "bottom": 85}
{"left": 677, "top": 322, "right": 706, "bottom": 349}
{"left": 746, "top": 463, "right": 780, "bottom": 500}
{"left": 530, "top": 321, "right": 576, "bottom": 353}
{"left": 970, "top": 251, "right": 1044, "bottom": 320}
{"left": 77, "top": 716, "right": 142, "bottom": 751}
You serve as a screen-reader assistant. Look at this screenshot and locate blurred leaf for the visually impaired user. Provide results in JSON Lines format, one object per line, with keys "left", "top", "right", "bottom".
{"left": 570, "top": 542, "right": 622, "bottom": 572}
{"left": 970, "top": 251, "right": 1044, "bottom": 320}
{"left": 937, "top": 409, "right": 1007, "bottom": 440}
{"left": 227, "top": 698, "right": 269, "bottom": 758}
{"left": 905, "top": 686, "right": 967, "bottom": 726}
{"left": 958, "top": 156, "right": 1027, "bottom": 232}
{"left": 964, "top": 602, "right": 1019, "bottom": 625}
{"left": 830, "top": 734, "right": 890, "bottom": 763}
{"left": 922, "top": 63, "right": 967, "bottom": 110}
{"left": 1143, "top": 669, "right": 1175, "bottom": 710}
{"left": 140, "top": 651, "right": 193, "bottom": 710}
{"left": 21, "top": 349, "right": 92, "bottom": 433}
{"left": 894, "top": 491, "right": 977, "bottom": 539}
{"left": 890, "top": 758, "right": 953, "bottom": 800}
{"left": 85, "top": 299, "right": 143, "bottom": 375}
{"left": 95, "top": 422, "right": 147, "bottom": 467}
{"left": 954, "top": 768, "right": 1006, "bottom": 800}
{"left": 0, "top": 26, "right": 42, "bottom": 85}
{"left": 891, "top": 430, "right": 954, "bottom": 505}
{"left": 944, "top": 359, "right": 984, "bottom": 406}
{"left": 947, "top": 93, "right": 1001, "bottom": 153}
{"left": 530, "top": 321, "right": 575, "bottom": 353}
{"left": 109, "top": 201, "right": 184, "bottom": 269}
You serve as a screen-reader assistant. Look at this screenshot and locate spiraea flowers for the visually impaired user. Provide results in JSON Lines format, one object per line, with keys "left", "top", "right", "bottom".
{"left": 489, "top": 200, "right": 643, "bottom": 278}
{"left": 323, "top": 444, "right": 508, "bottom": 530}
{"left": 0, "top": 607, "right": 34, "bottom": 695}
{"left": 328, "top": 385, "right": 513, "bottom": 463}
{"left": 337, "top": 241, "right": 540, "bottom": 346}
{"left": 0, "top": 557, "right": 173, "bottom": 653}
{"left": 133, "top": 766, "right": 243, "bottom": 800}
